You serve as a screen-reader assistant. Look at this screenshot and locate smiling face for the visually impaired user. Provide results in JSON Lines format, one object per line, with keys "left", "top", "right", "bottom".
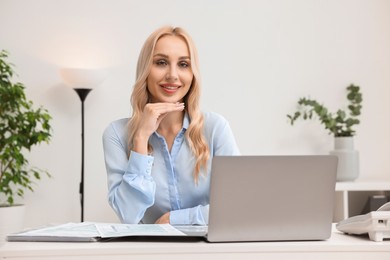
{"left": 147, "top": 35, "right": 193, "bottom": 103}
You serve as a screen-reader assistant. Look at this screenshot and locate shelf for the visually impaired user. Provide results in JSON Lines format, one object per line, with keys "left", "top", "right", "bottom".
{"left": 336, "top": 180, "right": 390, "bottom": 191}
{"left": 333, "top": 180, "right": 390, "bottom": 222}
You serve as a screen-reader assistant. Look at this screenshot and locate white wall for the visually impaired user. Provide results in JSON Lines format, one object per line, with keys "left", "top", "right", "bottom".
{"left": 0, "top": 0, "right": 389, "bottom": 227}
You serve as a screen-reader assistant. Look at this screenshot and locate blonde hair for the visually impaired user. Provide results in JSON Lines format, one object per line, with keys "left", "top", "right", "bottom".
{"left": 128, "top": 26, "right": 209, "bottom": 182}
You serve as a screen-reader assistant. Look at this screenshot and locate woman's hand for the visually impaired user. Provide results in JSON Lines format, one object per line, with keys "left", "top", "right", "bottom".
{"left": 133, "top": 102, "right": 184, "bottom": 154}
{"left": 155, "top": 212, "right": 170, "bottom": 224}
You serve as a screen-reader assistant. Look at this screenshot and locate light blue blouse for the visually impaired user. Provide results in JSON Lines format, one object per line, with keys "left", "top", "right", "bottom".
{"left": 102, "top": 112, "right": 240, "bottom": 225}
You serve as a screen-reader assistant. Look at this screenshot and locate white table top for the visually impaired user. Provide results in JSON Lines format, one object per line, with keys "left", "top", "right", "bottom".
{"left": 1, "top": 227, "right": 389, "bottom": 260}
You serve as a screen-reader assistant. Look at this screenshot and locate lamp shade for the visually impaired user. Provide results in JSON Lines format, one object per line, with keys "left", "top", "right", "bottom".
{"left": 60, "top": 68, "right": 106, "bottom": 89}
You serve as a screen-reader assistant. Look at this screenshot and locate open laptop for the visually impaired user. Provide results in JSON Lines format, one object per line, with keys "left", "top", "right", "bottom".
{"left": 176, "top": 155, "right": 338, "bottom": 242}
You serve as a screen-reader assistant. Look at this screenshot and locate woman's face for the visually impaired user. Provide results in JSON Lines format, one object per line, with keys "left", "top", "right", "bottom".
{"left": 147, "top": 35, "right": 193, "bottom": 103}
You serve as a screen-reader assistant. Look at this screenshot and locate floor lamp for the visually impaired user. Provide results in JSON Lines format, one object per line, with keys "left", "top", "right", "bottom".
{"left": 60, "top": 68, "right": 106, "bottom": 222}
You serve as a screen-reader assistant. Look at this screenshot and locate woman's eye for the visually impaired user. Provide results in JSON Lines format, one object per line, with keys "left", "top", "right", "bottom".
{"left": 155, "top": 60, "right": 168, "bottom": 66}
{"left": 179, "top": 61, "right": 189, "bottom": 68}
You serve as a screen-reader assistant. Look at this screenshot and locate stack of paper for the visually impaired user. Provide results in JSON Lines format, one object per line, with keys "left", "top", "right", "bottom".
{"left": 7, "top": 222, "right": 186, "bottom": 242}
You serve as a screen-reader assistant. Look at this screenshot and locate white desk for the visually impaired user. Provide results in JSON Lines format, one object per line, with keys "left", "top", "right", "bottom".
{"left": 1, "top": 227, "right": 389, "bottom": 260}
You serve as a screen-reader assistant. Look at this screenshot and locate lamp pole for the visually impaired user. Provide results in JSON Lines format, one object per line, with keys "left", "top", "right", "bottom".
{"left": 60, "top": 67, "right": 106, "bottom": 223}
{"left": 73, "top": 88, "right": 92, "bottom": 222}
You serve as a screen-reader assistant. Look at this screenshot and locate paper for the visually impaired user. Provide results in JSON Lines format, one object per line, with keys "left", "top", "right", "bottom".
{"left": 10, "top": 222, "right": 100, "bottom": 238}
{"left": 96, "top": 223, "right": 185, "bottom": 238}
{"left": 7, "top": 222, "right": 100, "bottom": 242}
{"left": 7, "top": 222, "right": 185, "bottom": 242}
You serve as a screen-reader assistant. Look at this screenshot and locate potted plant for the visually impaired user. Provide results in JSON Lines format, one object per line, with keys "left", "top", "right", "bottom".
{"left": 287, "top": 84, "right": 362, "bottom": 181}
{"left": 0, "top": 50, "right": 52, "bottom": 242}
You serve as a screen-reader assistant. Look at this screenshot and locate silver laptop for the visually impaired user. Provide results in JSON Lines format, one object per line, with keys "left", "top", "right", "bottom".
{"left": 178, "top": 155, "right": 338, "bottom": 242}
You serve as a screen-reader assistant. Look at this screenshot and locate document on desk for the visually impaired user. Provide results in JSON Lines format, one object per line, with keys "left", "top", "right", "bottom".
{"left": 96, "top": 223, "right": 185, "bottom": 238}
{"left": 7, "top": 222, "right": 101, "bottom": 242}
{"left": 6, "top": 222, "right": 185, "bottom": 242}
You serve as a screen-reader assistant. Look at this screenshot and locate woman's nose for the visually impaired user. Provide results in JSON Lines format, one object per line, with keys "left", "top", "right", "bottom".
{"left": 166, "top": 66, "right": 178, "bottom": 81}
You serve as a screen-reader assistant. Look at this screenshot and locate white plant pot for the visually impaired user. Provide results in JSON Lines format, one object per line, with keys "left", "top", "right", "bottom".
{"left": 330, "top": 137, "right": 359, "bottom": 181}
{"left": 0, "top": 204, "right": 25, "bottom": 244}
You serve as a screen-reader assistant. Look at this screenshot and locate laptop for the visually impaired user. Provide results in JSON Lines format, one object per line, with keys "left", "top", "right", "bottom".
{"left": 176, "top": 155, "right": 338, "bottom": 242}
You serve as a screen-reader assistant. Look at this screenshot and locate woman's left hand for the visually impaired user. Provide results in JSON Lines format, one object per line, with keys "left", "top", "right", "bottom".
{"left": 155, "top": 212, "right": 170, "bottom": 224}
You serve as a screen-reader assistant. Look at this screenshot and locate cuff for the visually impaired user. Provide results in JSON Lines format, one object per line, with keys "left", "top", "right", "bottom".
{"left": 170, "top": 208, "right": 190, "bottom": 225}
{"left": 169, "top": 205, "right": 208, "bottom": 225}
{"left": 127, "top": 151, "right": 154, "bottom": 176}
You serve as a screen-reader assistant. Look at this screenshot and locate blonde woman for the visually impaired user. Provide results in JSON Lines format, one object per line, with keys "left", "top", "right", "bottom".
{"left": 103, "top": 26, "right": 239, "bottom": 225}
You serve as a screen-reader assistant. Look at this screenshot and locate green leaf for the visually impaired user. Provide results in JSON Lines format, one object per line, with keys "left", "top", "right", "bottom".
{"left": 287, "top": 84, "right": 362, "bottom": 137}
{"left": 0, "top": 49, "right": 52, "bottom": 206}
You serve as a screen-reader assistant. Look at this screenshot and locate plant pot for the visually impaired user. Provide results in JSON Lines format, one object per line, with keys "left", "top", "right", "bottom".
{"left": 0, "top": 204, "right": 25, "bottom": 244}
{"left": 330, "top": 137, "right": 359, "bottom": 181}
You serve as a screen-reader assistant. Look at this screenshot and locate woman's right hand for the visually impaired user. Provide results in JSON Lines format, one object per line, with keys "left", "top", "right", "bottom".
{"left": 133, "top": 102, "right": 185, "bottom": 154}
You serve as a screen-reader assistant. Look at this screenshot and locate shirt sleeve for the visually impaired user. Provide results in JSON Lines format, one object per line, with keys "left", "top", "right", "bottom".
{"left": 170, "top": 205, "right": 209, "bottom": 225}
{"left": 211, "top": 114, "right": 240, "bottom": 156}
{"left": 102, "top": 122, "right": 156, "bottom": 224}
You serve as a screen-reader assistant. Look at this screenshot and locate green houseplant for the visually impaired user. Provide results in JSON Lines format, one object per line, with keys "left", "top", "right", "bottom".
{"left": 287, "top": 84, "right": 362, "bottom": 137}
{"left": 287, "top": 84, "right": 362, "bottom": 181}
{"left": 0, "top": 50, "right": 52, "bottom": 206}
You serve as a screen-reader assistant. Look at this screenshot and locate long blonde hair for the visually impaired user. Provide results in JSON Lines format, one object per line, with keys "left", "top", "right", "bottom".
{"left": 128, "top": 26, "right": 209, "bottom": 182}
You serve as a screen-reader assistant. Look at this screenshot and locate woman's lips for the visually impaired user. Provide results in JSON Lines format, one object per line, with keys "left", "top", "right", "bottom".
{"left": 160, "top": 84, "right": 181, "bottom": 94}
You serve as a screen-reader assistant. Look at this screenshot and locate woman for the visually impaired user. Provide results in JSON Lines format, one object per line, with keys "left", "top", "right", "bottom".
{"left": 103, "top": 26, "right": 239, "bottom": 225}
